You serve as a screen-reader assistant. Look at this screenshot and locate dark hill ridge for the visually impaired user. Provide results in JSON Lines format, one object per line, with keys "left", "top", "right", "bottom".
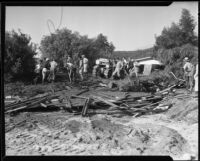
{"left": 113, "top": 47, "right": 154, "bottom": 59}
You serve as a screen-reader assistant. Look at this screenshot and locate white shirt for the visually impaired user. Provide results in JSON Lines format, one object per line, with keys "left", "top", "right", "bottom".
{"left": 83, "top": 58, "right": 88, "bottom": 64}
{"left": 183, "top": 62, "right": 194, "bottom": 76}
{"left": 50, "top": 61, "right": 58, "bottom": 70}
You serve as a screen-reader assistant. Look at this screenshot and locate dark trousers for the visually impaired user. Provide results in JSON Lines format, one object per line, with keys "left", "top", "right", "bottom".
{"left": 184, "top": 75, "right": 193, "bottom": 90}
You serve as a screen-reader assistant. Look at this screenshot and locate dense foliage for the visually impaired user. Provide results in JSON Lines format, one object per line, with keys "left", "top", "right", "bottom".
{"left": 153, "top": 9, "right": 198, "bottom": 79}
{"left": 155, "top": 9, "right": 198, "bottom": 49}
{"left": 4, "top": 30, "right": 37, "bottom": 82}
{"left": 40, "top": 28, "right": 115, "bottom": 71}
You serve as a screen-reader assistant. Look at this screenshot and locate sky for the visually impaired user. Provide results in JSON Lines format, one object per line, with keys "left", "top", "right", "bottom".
{"left": 6, "top": 2, "right": 198, "bottom": 51}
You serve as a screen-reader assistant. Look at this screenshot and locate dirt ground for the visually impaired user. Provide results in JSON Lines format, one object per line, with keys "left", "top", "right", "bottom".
{"left": 4, "top": 79, "right": 198, "bottom": 160}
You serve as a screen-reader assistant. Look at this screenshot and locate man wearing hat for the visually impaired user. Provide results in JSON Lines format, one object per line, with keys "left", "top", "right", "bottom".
{"left": 183, "top": 57, "right": 194, "bottom": 91}
{"left": 82, "top": 54, "right": 88, "bottom": 78}
{"left": 42, "top": 58, "right": 51, "bottom": 84}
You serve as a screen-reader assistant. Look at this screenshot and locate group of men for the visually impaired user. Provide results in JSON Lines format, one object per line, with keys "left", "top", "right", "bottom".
{"left": 111, "top": 57, "right": 140, "bottom": 79}
{"left": 95, "top": 57, "right": 140, "bottom": 79}
{"left": 183, "top": 57, "right": 198, "bottom": 93}
{"left": 34, "top": 55, "right": 198, "bottom": 94}
{"left": 64, "top": 54, "right": 88, "bottom": 82}
{"left": 34, "top": 58, "right": 58, "bottom": 84}
{"left": 34, "top": 54, "right": 89, "bottom": 84}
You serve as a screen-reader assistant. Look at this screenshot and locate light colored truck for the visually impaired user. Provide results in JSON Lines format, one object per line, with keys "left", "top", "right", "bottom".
{"left": 92, "top": 58, "right": 113, "bottom": 78}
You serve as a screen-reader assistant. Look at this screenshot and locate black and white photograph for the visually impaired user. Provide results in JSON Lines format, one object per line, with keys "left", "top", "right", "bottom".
{"left": 3, "top": 1, "right": 198, "bottom": 160}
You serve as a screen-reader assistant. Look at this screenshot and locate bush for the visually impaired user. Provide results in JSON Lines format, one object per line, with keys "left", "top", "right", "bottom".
{"left": 154, "top": 44, "right": 198, "bottom": 79}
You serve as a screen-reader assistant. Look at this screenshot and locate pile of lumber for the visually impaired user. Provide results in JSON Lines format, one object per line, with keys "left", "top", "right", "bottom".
{"left": 4, "top": 81, "right": 182, "bottom": 117}
{"left": 5, "top": 93, "right": 60, "bottom": 114}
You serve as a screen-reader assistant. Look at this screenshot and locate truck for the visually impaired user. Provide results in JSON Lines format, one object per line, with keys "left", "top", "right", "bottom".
{"left": 92, "top": 58, "right": 113, "bottom": 78}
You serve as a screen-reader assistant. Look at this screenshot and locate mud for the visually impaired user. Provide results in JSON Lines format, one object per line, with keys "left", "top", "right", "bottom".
{"left": 4, "top": 82, "right": 198, "bottom": 160}
{"left": 6, "top": 112, "right": 193, "bottom": 159}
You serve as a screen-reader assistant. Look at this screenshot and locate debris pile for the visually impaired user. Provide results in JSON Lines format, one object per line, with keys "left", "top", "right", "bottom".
{"left": 5, "top": 78, "right": 187, "bottom": 118}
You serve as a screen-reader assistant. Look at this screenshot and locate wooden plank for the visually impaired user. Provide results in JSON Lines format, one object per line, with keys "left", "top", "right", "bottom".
{"left": 156, "top": 84, "right": 176, "bottom": 94}
{"left": 65, "top": 96, "right": 72, "bottom": 109}
{"left": 76, "top": 89, "right": 89, "bottom": 96}
{"left": 5, "top": 94, "right": 52, "bottom": 110}
{"left": 5, "top": 95, "right": 59, "bottom": 112}
{"left": 82, "top": 98, "right": 91, "bottom": 116}
{"left": 5, "top": 106, "right": 28, "bottom": 114}
{"left": 71, "top": 95, "right": 88, "bottom": 99}
{"left": 92, "top": 96, "right": 119, "bottom": 108}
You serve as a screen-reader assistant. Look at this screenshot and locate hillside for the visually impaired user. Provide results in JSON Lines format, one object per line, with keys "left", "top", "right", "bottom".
{"left": 113, "top": 47, "right": 154, "bottom": 59}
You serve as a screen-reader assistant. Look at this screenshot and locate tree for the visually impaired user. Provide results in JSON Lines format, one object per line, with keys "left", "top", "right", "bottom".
{"left": 155, "top": 9, "right": 198, "bottom": 49}
{"left": 5, "top": 30, "right": 37, "bottom": 82}
{"left": 153, "top": 9, "right": 198, "bottom": 79}
{"left": 179, "top": 9, "right": 198, "bottom": 46}
{"left": 40, "top": 28, "right": 115, "bottom": 71}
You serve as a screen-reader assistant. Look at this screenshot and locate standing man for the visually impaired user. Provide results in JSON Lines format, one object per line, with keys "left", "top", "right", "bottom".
{"left": 49, "top": 58, "right": 58, "bottom": 83}
{"left": 42, "top": 58, "right": 51, "bottom": 84}
{"left": 34, "top": 59, "right": 43, "bottom": 84}
{"left": 111, "top": 59, "right": 123, "bottom": 79}
{"left": 82, "top": 55, "right": 88, "bottom": 78}
{"left": 79, "top": 56, "right": 84, "bottom": 81}
{"left": 67, "top": 55, "right": 73, "bottom": 64}
{"left": 183, "top": 57, "right": 194, "bottom": 91}
{"left": 133, "top": 60, "right": 140, "bottom": 78}
{"left": 194, "top": 63, "right": 198, "bottom": 94}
